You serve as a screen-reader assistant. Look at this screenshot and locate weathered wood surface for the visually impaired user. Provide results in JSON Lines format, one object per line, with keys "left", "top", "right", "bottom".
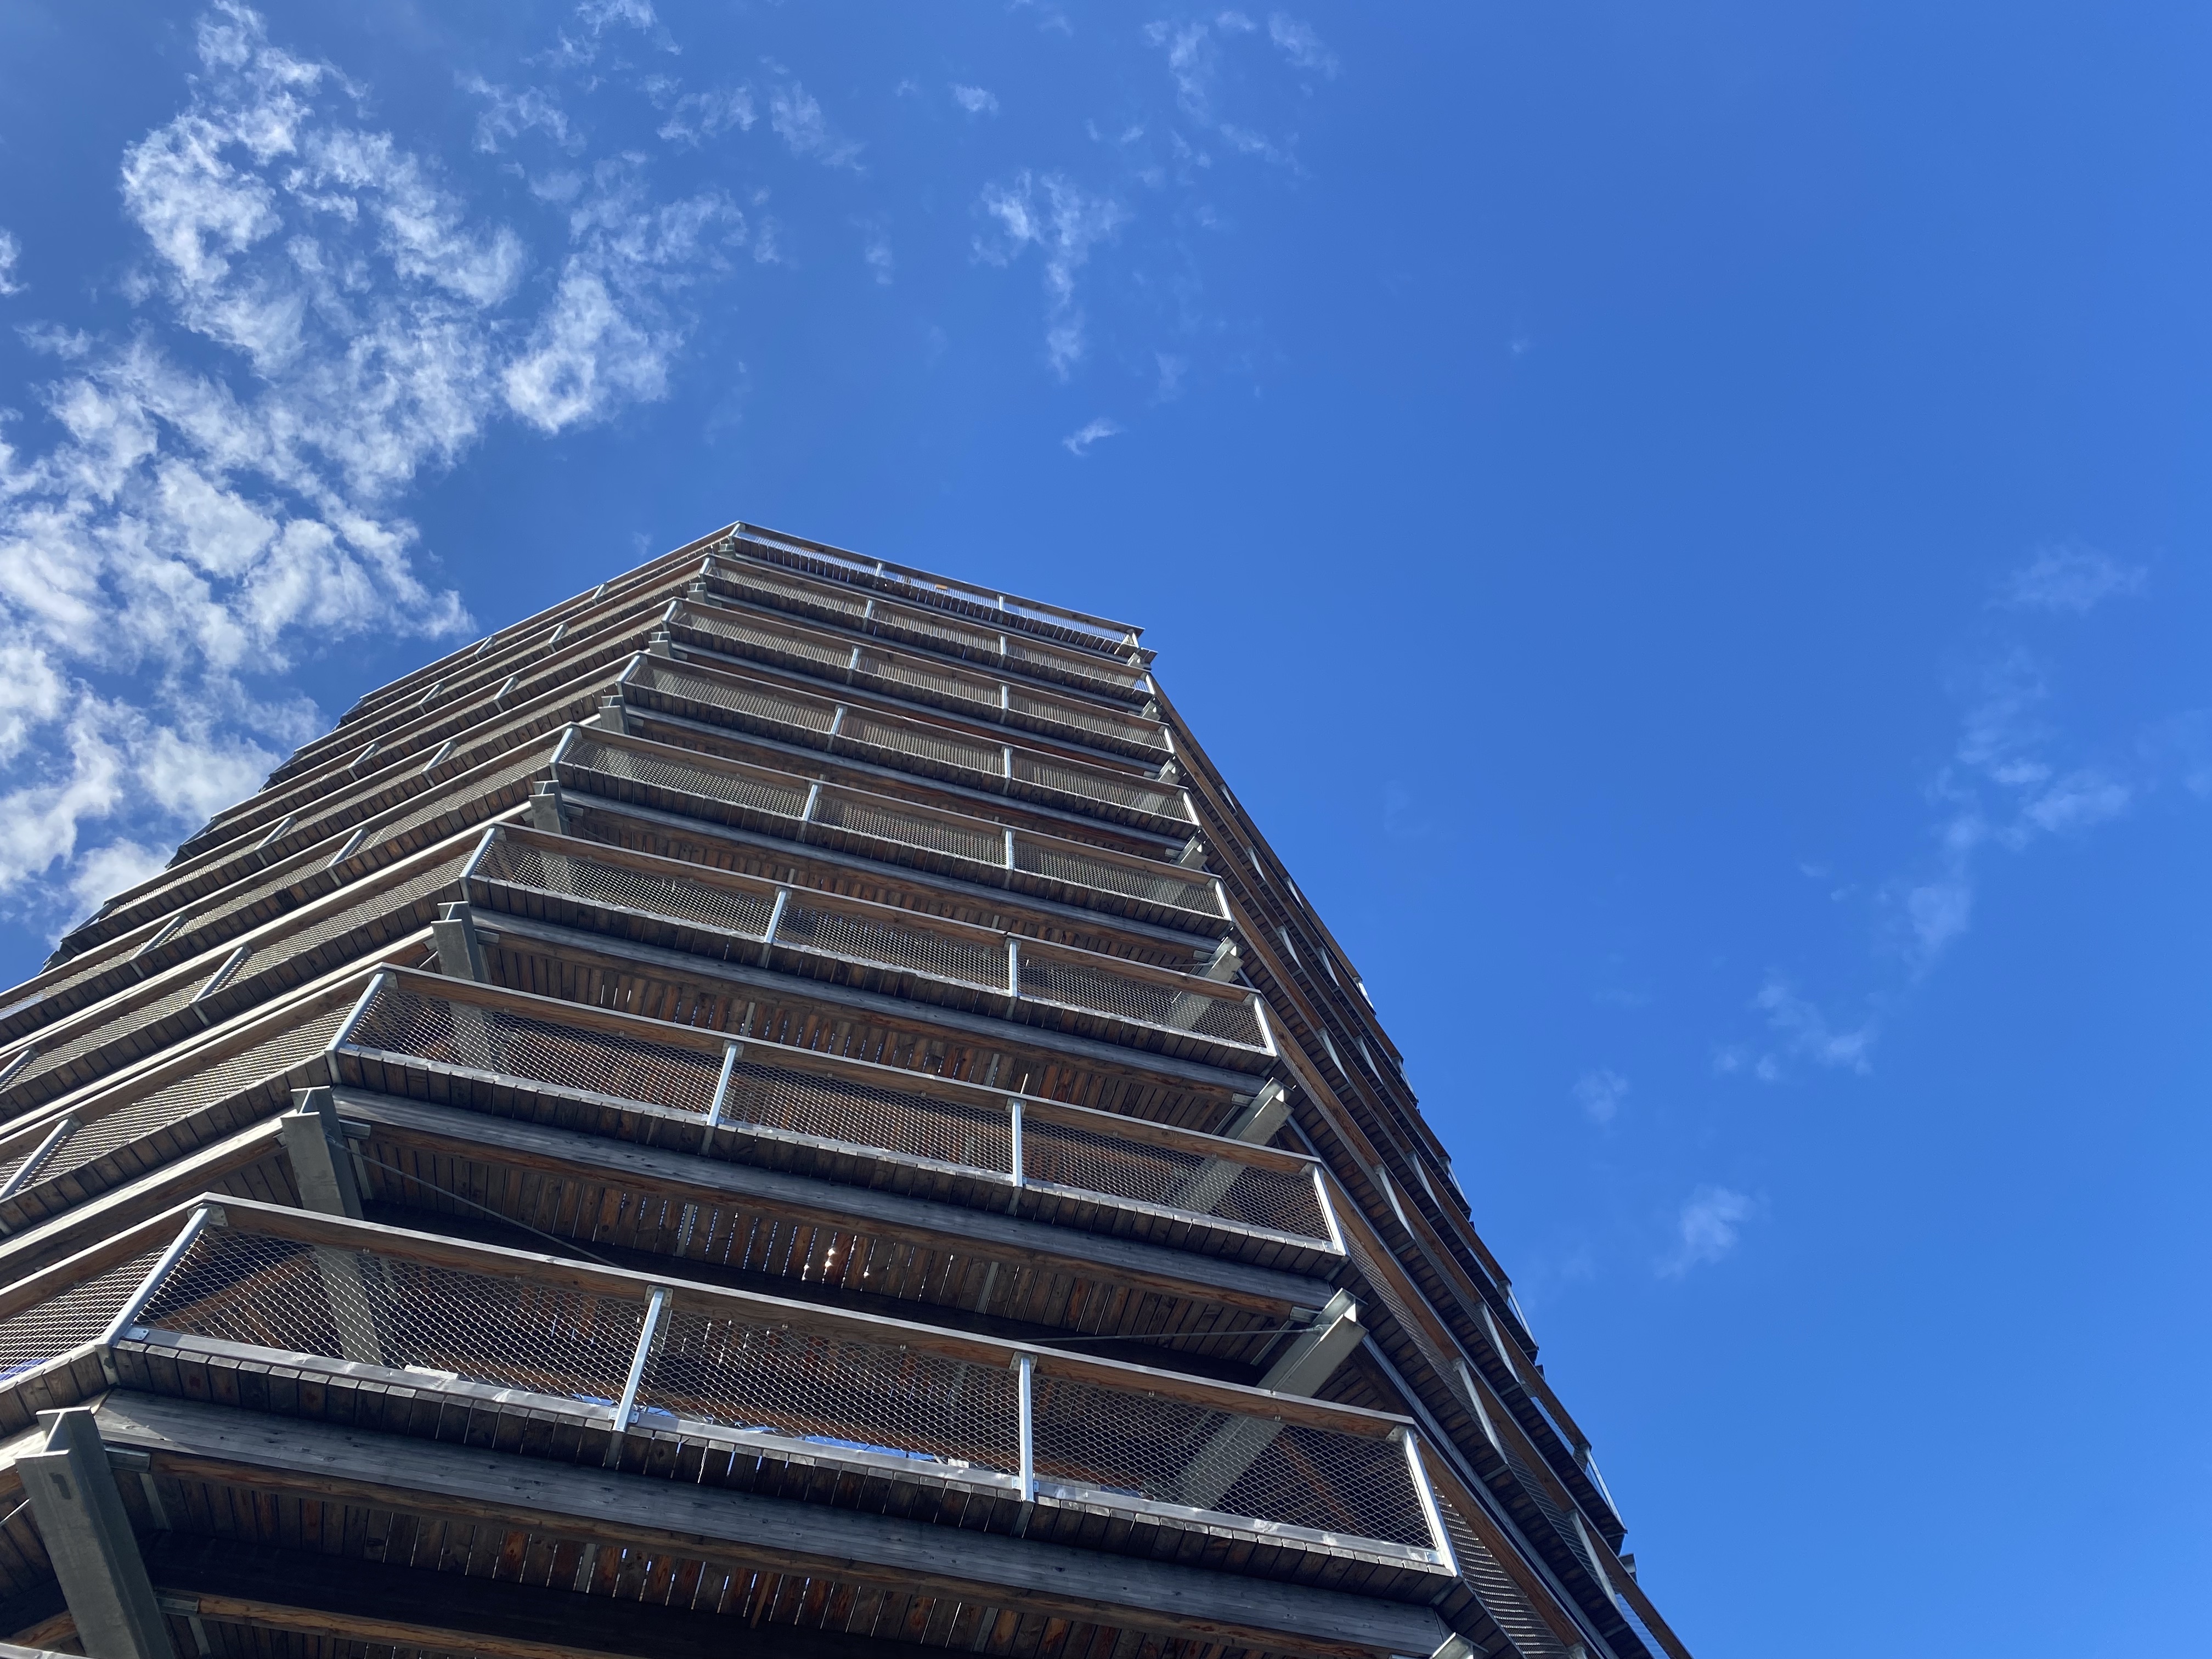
{"left": 95, "top": 1391, "right": 1447, "bottom": 1659}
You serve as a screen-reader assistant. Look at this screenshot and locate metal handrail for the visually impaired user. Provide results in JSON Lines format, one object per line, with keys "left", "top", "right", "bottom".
{"left": 113, "top": 1199, "right": 1446, "bottom": 1567}
{"left": 335, "top": 967, "right": 1323, "bottom": 1247}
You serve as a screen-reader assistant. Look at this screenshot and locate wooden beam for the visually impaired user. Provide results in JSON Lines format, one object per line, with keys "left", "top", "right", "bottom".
{"left": 145, "top": 1535, "right": 962, "bottom": 1659}
{"left": 337, "top": 1088, "right": 1327, "bottom": 1316}
{"left": 93, "top": 1392, "right": 1444, "bottom": 1659}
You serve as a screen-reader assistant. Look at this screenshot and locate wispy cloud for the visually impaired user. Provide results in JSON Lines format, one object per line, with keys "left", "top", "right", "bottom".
{"left": 951, "top": 84, "right": 1000, "bottom": 116}
{"left": 975, "top": 171, "right": 1128, "bottom": 376}
{"left": 1726, "top": 978, "right": 1877, "bottom": 1079}
{"left": 461, "top": 76, "right": 579, "bottom": 154}
{"left": 1718, "top": 545, "right": 2176, "bottom": 1078}
{"left": 0, "top": 230, "right": 25, "bottom": 296}
{"left": 0, "top": 1, "right": 740, "bottom": 927}
{"left": 1998, "top": 545, "right": 2146, "bottom": 614}
{"left": 766, "top": 71, "right": 862, "bottom": 168}
{"left": 650, "top": 84, "right": 755, "bottom": 148}
{"left": 1061, "top": 415, "right": 1121, "bottom": 456}
{"left": 860, "top": 224, "right": 894, "bottom": 285}
{"left": 545, "top": 0, "right": 675, "bottom": 70}
{"left": 1572, "top": 1067, "right": 1629, "bottom": 1125}
{"left": 1144, "top": 14, "right": 1304, "bottom": 166}
{"left": 1267, "top": 14, "right": 1339, "bottom": 77}
{"left": 1658, "top": 1186, "right": 1757, "bottom": 1277}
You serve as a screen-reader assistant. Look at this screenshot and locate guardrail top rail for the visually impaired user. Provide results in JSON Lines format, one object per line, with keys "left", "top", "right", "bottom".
{"left": 113, "top": 1200, "right": 1442, "bottom": 1573}
{"left": 667, "top": 600, "right": 1172, "bottom": 763}
{"left": 465, "top": 825, "right": 1267, "bottom": 1064}
{"left": 550, "top": 726, "right": 1231, "bottom": 935}
{"left": 720, "top": 526, "right": 1144, "bottom": 658}
{"left": 616, "top": 654, "right": 1194, "bottom": 835}
{"left": 702, "top": 557, "right": 1154, "bottom": 706}
{"left": 336, "top": 967, "right": 1330, "bottom": 1254}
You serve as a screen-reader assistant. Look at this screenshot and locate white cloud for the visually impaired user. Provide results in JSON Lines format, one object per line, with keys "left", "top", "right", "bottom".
{"left": 975, "top": 171, "right": 1128, "bottom": 376}
{"left": 0, "top": 2, "right": 738, "bottom": 929}
{"left": 1659, "top": 1186, "right": 1756, "bottom": 1277}
{"left": 768, "top": 75, "right": 861, "bottom": 168}
{"left": 951, "top": 84, "right": 1000, "bottom": 116}
{"left": 0, "top": 229, "right": 24, "bottom": 296}
{"left": 460, "top": 76, "right": 578, "bottom": 154}
{"left": 66, "top": 839, "right": 170, "bottom": 916}
{"left": 1061, "top": 416, "right": 1121, "bottom": 456}
{"left": 1144, "top": 15, "right": 1302, "bottom": 166}
{"left": 2020, "top": 769, "right": 2131, "bottom": 834}
{"left": 1751, "top": 978, "right": 1877, "bottom": 1075}
{"left": 1268, "top": 14, "right": 1339, "bottom": 76}
{"left": 653, "top": 86, "right": 756, "bottom": 148}
{"left": 1999, "top": 546, "right": 2146, "bottom": 614}
{"left": 545, "top": 0, "right": 674, "bottom": 69}
{"left": 1571, "top": 1067, "right": 1628, "bottom": 1125}
{"left": 861, "top": 228, "right": 893, "bottom": 285}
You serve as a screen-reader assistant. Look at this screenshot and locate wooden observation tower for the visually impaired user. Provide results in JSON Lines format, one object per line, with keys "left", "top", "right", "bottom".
{"left": 0, "top": 525, "right": 1691, "bottom": 1659}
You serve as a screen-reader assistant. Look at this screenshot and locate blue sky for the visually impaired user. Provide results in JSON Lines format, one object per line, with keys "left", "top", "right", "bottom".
{"left": 1, "top": 2, "right": 2207, "bottom": 1651}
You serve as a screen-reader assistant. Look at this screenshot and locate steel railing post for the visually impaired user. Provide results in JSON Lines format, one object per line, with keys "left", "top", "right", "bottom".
{"left": 328, "top": 969, "right": 393, "bottom": 1057}
{"left": 1398, "top": 1429, "right": 1458, "bottom": 1573}
{"left": 1007, "top": 1098, "right": 1024, "bottom": 1188}
{"left": 0, "top": 1115, "right": 77, "bottom": 1205}
{"left": 611, "top": 1285, "right": 671, "bottom": 1437}
{"left": 101, "top": 1203, "right": 222, "bottom": 1348}
{"left": 760, "top": 889, "right": 790, "bottom": 964}
{"left": 705, "top": 1042, "right": 742, "bottom": 1130}
{"left": 1014, "top": 1353, "right": 1036, "bottom": 1505}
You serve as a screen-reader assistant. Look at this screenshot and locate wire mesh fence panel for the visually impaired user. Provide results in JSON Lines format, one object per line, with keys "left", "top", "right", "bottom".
{"left": 1011, "top": 839, "right": 1220, "bottom": 917}
{"left": 1005, "top": 690, "right": 1168, "bottom": 755}
{"left": 718, "top": 1057, "right": 1013, "bottom": 1173}
{"left": 775, "top": 901, "right": 1008, "bottom": 992}
{"left": 235, "top": 851, "right": 475, "bottom": 982}
{"left": 710, "top": 563, "right": 873, "bottom": 623}
{"left": 201, "top": 690, "right": 585, "bottom": 863}
{"left": 1000, "top": 637, "right": 1149, "bottom": 701}
{"left": 111, "top": 744, "right": 548, "bottom": 963}
{"left": 138, "top": 1227, "right": 647, "bottom": 1406}
{"left": 838, "top": 713, "right": 1003, "bottom": 780}
{"left": 676, "top": 605, "right": 855, "bottom": 677}
{"left": 0, "top": 973, "right": 208, "bottom": 1111}
{"left": 15, "top": 1002, "right": 352, "bottom": 1190}
{"left": 862, "top": 603, "right": 1003, "bottom": 663}
{"left": 477, "top": 841, "right": 778, "bottom": 940}
{"left": 1018, "top": 955, "right": 1263, "bottom": 1047}
{"left": 2, "top": 850, "right": 466, "bottom": 1113}
{"left": 0, "top": 1249, "right": 161, "bottom": 1380}
{"left": 1019, "top": 1119, "right": 1329, "bottom": 1240}
{"left": 633, "top": 656, "right": 1173, "bottom": 828}
{"left": 1433, "top": 1493, "right": 1575, "bottom": 1659}
{"left": 1008, "top": 754, "right": 1183, "bottom": 821}
{"left": 634, "top": 664, "right": 839, "bottom": 739}
{"left": 639, "top": 1310, "right": 1020, "bottom": 1475}
{"left": 1028, "top": 1373, "right": 1432, "bottom": 1547}
{"left": 347, "top": 981, "right": 723, "bottom": 1114}
{"left": 852, "top": 648, "right": 1002, "bottom": 714}
{"left": 809, "top": 789, "right": 1006, "bottom": 867}
{"left": 565, "top": 736, "right": 814, "bottom": 823}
